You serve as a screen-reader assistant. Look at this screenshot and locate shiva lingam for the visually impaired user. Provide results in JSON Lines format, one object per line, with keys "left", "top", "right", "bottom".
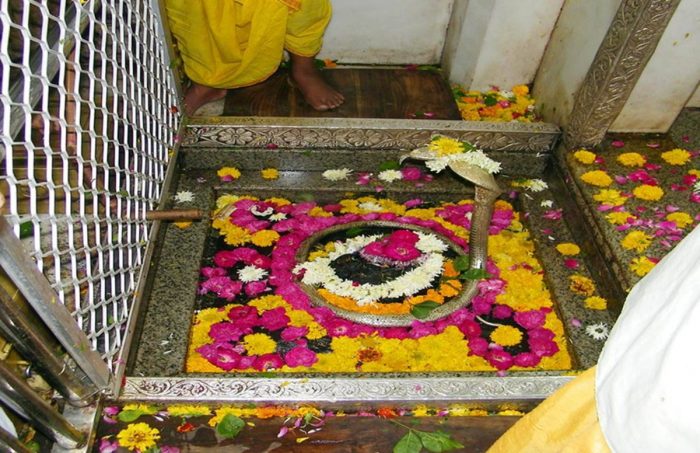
{"left": 295, "top": 136, "right": 503, "bottom": 327}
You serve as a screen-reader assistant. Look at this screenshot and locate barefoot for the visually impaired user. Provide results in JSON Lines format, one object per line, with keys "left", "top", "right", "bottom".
{"left": 183, "top": 83, "right": 227, "bottom": 116}
{"left": 289, "top": 53, "right": 344, "bottom": 111}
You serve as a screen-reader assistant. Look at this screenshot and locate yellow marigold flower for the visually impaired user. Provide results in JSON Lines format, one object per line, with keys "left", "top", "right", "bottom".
{"left": 117, "top": 423, "right": 160, "bottom": 451}
{"left": 569, "top": 275, "right": 596, "bottom": 297}
{"left": 555, "top": 243, "right": 580, "bottom": 256}
{"left": 498, "top": 409, "right": 525, "bottom": 416}
{"left": 580, "top": 170, "right": 612, "bottom": 187}
{"left": 689, "top": 169, "right": 700, "bottom": 177}
{"left": 249, "top": 295, "right": 289, "bottom": 312}
{"left": 573, "top": 150, "right": 597, "bottom": 165}
{"left": 490, "top": 325, "right": 523, "bottom": 347}
{"left": 660, "top": 148, "right": 691, "bottom": 166}
{"left": 217, "top": 166, "right": 241, "bottom": 180}
{"left": 241, "top": 333, "right": 277, "bottom": 355}
{"left": 261, "top": 168, "right": 279, "bottom": 180}
{"left": 632, "top": 184, "right": 664, "bottom": 201}
{"left": 308, "top": 206, "right": 333, "bottom": 217}
{"left": 620, "top": 230, "right": 653, "bottom": 253}
{"left": 512, "top": 84, "right": 529, "bottom": 96}
{"left": 605, "top": 211, "right": 635, "bottom": 225}
{"left": 593, "top": 189, "right": 626, "bottom": 206}
{"left": 167, "top": 405, "right": 212, "bottom": 418}
{"left": 197, "top": 306, "right": 233, "bottom": 324}
{"left": 630, "top": 256, "right": 656, "bottom": 277}
{"left": 265, "top": 197, "right": 291, "bottom": 206}
{"left": 215, "top": 194, "right": 242, "bottom": 209}
{"left": 584, "top": 296, "right": 607, "bottom": 310}
{"left": 666, "top": 212, "right": 694, "bottom": 229}
{"left": 616, "top": 152, "right": 646, "bottom": 167}
{"left": 427, "top": 136, "right": 464, "bottom": 156}
{"left": 208, "top": 407, "right": 246, "bottom": 427}
{"left": 251, "top": 229, "right": 280, "bottom": 247}
{"left": 412, "top": 405, "right": 431, "bottom": 417}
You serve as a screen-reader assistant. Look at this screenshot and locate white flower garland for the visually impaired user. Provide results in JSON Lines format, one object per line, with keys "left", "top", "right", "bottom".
{"left": 295, "top": 232, "right": 448, "bottom": 306}
{"left": 425, "top": 149, "right": 501, "bottom": 174}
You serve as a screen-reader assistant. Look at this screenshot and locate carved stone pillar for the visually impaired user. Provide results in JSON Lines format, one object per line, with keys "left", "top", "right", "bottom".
{"left": 564, "top": 0, "right": 681, "bottom": 150}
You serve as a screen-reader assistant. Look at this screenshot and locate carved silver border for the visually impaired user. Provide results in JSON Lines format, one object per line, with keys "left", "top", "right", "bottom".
{"left": 564, "top": 0, "right": 681, "bottom": 149}
{"left": 183, "top": 117, "right": 560, "bottom": 152}
{"left": 122, "top": 375, "right": 573, "bottom": 405}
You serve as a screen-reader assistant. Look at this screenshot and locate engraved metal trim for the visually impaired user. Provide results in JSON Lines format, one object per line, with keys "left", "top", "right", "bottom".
{"left": 564, "top": 0, "right": 681, "bottom": 149}
{"left": 183, "top": 117, "right": 560, "bottom": 152}
{"left": 122, "top": 375, "right": 573, "bottom": 404}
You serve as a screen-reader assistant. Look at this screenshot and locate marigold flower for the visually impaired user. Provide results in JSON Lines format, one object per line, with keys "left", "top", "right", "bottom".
{"left": 660, "top": 148, "right": 691, "bottom": 165}
{"left": 555, "top": 243, "right": 580, "bottom": 256}
{"left": 251, "top": 229, "right": 280, "bottom": 247}
{"left": 580, "top": 170, "right": 613, "bottom": 187}
{"left": 512, "top": 85, "right": 529, "bottom": 96}
{"left": 605, "top": 211, "right": 635, "bottom": 225}
{"left": 584, "top": 296, "right": 607, "bottom": 310}
{"left": 167, "top": 405, "right": 212, "bottom": 418}
{"left": 117, "top": 423, "right": 160, "bottom": 451}
{"left": 427, "top": 136, "right": 464, "bottom": 156}
{"left": 261, "top": 168, "right": 279, "bottom": 180}
{"left": 593, "top": 189, "right": 626, "bottom": 206}
{"left": 573, "top": 150, "right": 597, "bottom": 164}
{"left": 569, "top": 275, "right": 596, "bottom": 296}
{"left": 666, "top": 212, "right": 693, "bottom": 229}
{"left": 630, "top": 256, "right": 656, "bottom": 276}
{"left": 616, "top": 152, "right": 646, "bottom": 167}
{"left": 241, "top": 333, "right": 277, "bottom": 356}
{"left": 217, "top": 166, "right": 241, "bottom": 181}
{"left": 632, "top": 184, "right": 664, "bottom": 201}
{"left": 490, "top": 325, "right": 523, "bottom": 347}
{"left": 620, "top": 230, "right": 653, "bottom": 252}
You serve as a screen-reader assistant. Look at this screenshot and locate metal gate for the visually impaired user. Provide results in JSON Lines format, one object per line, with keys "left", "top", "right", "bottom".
{"left": 0, "top": 0, "right": 180, "bottom": 409}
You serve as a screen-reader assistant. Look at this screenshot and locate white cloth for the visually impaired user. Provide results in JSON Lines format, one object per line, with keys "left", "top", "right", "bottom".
{"left": 596, "top": 225, "right": 700, "bottom": 452}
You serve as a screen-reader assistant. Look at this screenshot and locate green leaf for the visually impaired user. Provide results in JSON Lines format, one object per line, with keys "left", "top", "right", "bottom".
{"left": 417, "top": 430, "right": 464, "bottom": 452}
{"left": 452, "top": 255, "right": 470, "bottom": 271}
{"left": 394, "top": 431, "right": 423, "bottom": 453}
{"left": 25, "top": 441, "right": 41, "bottom": 453}
{"left": 410, "top": 301, "right": 441, "bottom": 319}
{"left": 345, "top": 226, "right": 365, "bottom": 237}
{"left": 483, "top": 94, "right": 498, "bottom": 106}
{"left": 19, "top": 221, "right": 34, "bottom": 239}
{"left": 379, "top": 160, "right": 401, "bottom": 171}
{"left": 460, "top": 268, "right": 491, "bottom": 280}
{"left": 117, "top": 409, "right": 145, "bottom": 423}
{"left": 216, "top": 414, "right": 245, "bottom": 439}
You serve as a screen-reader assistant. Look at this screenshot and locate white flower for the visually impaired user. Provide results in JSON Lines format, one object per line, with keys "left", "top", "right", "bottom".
{"left": 585, "top": 322, "right": 610, "bottom": 341}
{"left": 524, "top": 179, "right": 548, "bottom": 192}
{"left": 358, "top": 201, "right": 383, "bottom": 212}
{"left": 377, "top": 169, "right": 403, "bottom": 183}
{"left": 322, "top": 168, "right": 352, "bottom": 181}
{"left": 499, "top": 90, "right": 514, "bottom": 99}
{"left": 269, "top": 212, "right": 287, "bottom": 221}
{"left": 238, "top": 265, "right": 268, "bottom": 282}
{"left": 425, "top": 159, "right": 449, "bottom": 173}
{"left": 174, "top": 191, "right": 195, "bottom": 203}
{"left": 449, "top": 150, "right": 501, "bottom": 174}
{"left": 540, "top": 200, "right": 554, "bottom": 208}
{"left": 416, "top": 233, "right": 448, "bottom": 253}
{"left": 693, "top": 180, "right": 700, "bottom": 194}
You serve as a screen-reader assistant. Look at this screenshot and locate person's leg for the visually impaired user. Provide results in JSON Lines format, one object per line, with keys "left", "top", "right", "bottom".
{"left": 289, "top": 53, "right": 344, "bottom": 111}
{"left": 182, "top": 83, "right": 227, "bottom": 117}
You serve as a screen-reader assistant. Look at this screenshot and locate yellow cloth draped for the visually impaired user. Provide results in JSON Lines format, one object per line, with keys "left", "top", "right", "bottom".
{"left": 487, "top": 367, "right": 611, "bottom": 453}
{"left": 164, "top": 0, "right": 331, "bottom": 88}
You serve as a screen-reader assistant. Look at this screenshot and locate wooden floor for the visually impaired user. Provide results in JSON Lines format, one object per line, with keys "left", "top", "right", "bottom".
{"left": 224, "top": 67, "right": 462, "bottom": 120}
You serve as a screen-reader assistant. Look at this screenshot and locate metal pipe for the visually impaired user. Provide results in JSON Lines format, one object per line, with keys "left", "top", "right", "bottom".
{"left": 0, "top": 361, "right": 85, "bottom": 449}
{"left": 0, "top": 282, "right": 98, "bottom": 405}
{"left": 0, "top": 426, "right": 31, "bottom": 453}
{"left": 0, "top": 216, "right": 111, "bottom": 391}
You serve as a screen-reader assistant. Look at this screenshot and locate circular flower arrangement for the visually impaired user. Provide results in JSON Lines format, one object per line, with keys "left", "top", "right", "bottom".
{"left": 190, "top": 195, "right": 571, "bottom": 373}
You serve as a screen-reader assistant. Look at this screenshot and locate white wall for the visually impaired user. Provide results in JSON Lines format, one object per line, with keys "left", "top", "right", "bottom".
{"left": 443, "top": 0, "right": 565, "bottom": 90}
{"left": 318, "top": 0, "right": 454, "bottom": 64}
{"left": 532, "top": 0, "right": 622, "bottom": 127}
{"left": 610, "top": 0, "right": 700, "bottom": 132}
{"left": 688, "top": 84, "right": 700, "bottom": 108}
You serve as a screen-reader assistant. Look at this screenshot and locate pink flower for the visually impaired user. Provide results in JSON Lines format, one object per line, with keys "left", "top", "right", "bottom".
{"left": 201, "top": 266, "right": 227, "bottom": 277}
{"left": 564, "top": 258, "right": 579, "bottom": 269}
{"left": 408, "top": 321, "right": 437, "bottom": 338}
{"left": 266, "top": 143, "right": 279, "bottom": 149}
{"left": 491, "top": 305, "right": 513, "bottom": 319}
{"left": 196, "top": 342, "right": 244, "bottom": 371}
{"left": 324, "top": 318, "right": 355, "bottom": 337}
{"left": 284, "top": 346, "right": 318, "bottom": 367}
{"left": 244, "top": 280, "right": 269, "bottom": 297}
{"left": 486, "top": 349, "right": 514, "bottom": 370}
{"left": 384, "top": 241, "right": 422, "bottom": 261}
{"left": 401, "top": 167, "right": 423, "bottom": 181}
{"left": 543, "top": 209, "right": 563, "bottom": 220}
{"left": 281, "top": 325, "right": 309, "bottom": 341}
{"left": 611, "top": 140, "right": 625, "bottom": 148}
{"left": 468, "top": 337, "right": 489, "bottom": 356}
{"left": 404, "top": 198, "right": 423, "bottom": 208}
{"left": 98, "top": 438, "right": 119, "bottom": 453}
{"left": 209, "top": 322, "right": 251, "bottom": 342}
{"left": 646, "top": 142, "right": 660, "bottom": 148}
{"left": 528, "top": 338, "right": 559, "bottom": 357}
{"left": 513, "top": 352, "right": 540, "bottom": 367}
{"left": 356, "top": 172, "right": 373, "bottom": 185}
{"left": 200, "top": 276, "right": 242, "bottom": 301}
{"left": 259, "top": 307, "right": 290, "bottom": 331}
{"left": 380, "top": 327, "right": 410, "bottom": 339}
{"left": 228, "top": 305, "right": 259, "bottom": 325}
{"left": 253, "top": 353, "right": 284, "bottom": 371}
{"left": 514, "top": 310, "right": 546, "bottom": 329}
{"left": 103, "top": 406, "right": 120, "bottom": 416}
{"left": 457, "top": 319, "right": 482, "bottom": 338}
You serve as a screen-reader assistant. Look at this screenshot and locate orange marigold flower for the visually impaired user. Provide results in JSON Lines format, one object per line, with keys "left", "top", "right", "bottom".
{"left": 569, "top": 275, "right": 596, "bottom": 296}
{"left": 377, "top": 408, "right": 398, "bottom": 418}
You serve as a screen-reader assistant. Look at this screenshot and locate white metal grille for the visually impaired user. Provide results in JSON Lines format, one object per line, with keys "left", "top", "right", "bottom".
{"left": 0, "top": 0, "right": 179, "bottom": 370}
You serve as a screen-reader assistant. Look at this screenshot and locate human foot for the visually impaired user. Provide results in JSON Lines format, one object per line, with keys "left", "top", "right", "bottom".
{"left": 183, "top": 83, "right": 227, "bottom": 116}
{"left": 289, "top": 54, "right": 344, "bottom": 111}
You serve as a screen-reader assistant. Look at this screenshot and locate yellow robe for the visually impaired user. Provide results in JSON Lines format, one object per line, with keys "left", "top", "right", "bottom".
{"left": 164, "top": 0, "right": 331, "bottom": 88}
